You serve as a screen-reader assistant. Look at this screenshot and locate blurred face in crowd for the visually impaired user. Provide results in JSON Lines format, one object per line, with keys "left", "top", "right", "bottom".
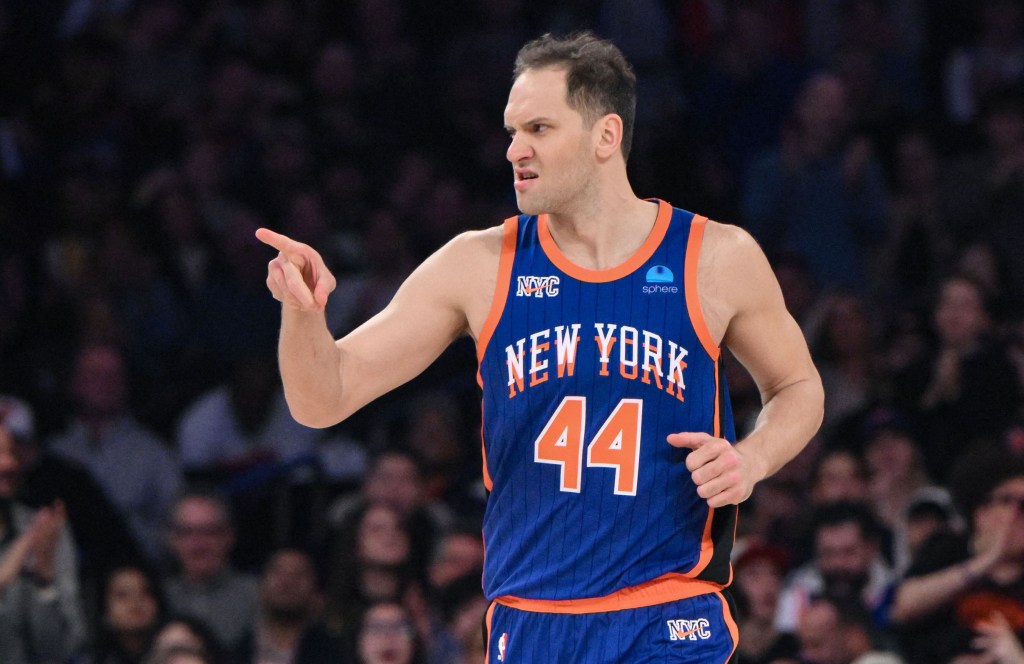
{"left": 974, "top": 477, "right": 1024, "bottom": 561}
{"left": 794, "top": 74, "right": 848, "bottom": 154}
{"left": 0, "top": 426, "right": 22, "bottom": 499}
{"left": 815, "top": 522, "right": 875, "bottom": 597}
{"left": 170, "top": 497, "right": 234, "bottom": 583}
{"left": 358, "top": 602, "right": 415, "bottom": 664}
{"left": 358, "top": 504, "right": 410, "bottom": 568}
{"left": 365, "top": 454, "right": 423, "bottom": 516}
{"left": 934, "top": 277, "right": 989, "bottom": 349}
{"left": 812, "top": 451, "right": 868, "bottom": 504}
{"left": 735, "top": 558, "right": 784, "bottom": 623}
{"left": 798, "top": 601, "right": 847, "bottom": 664}
{"left": 261, "top": 549, "right": 320, "bottom": 621}
{"left": 106, "top": 567, "right": 160, "bottom": 635}
{"left": 825, "top": 295, "right": 871, "bottom": 358}
{"left": 865, "top": 430, "right": 921, "bottom": 486}
{"left": 72, "top": 344, "right": 128, "bottom": 419}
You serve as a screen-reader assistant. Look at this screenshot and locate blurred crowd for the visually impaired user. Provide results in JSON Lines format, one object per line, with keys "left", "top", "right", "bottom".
{"left": 0, "top": 0, "right": 1023, "bottom": 663}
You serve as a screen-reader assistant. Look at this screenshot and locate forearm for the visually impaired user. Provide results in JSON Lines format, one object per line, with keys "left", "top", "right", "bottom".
{"left": 277, "top": 307, "right": 346, "bottom": 428}
{"left": 0, "top": 535, "right": 33, "bottom": 595}
{"left": 736, "top": 373, "right": 824, "bottom": 482}
{"left": 890, "top": 561, "right": 978, "bottom": 624}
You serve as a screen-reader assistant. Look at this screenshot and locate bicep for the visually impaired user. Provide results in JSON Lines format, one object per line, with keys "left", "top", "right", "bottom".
{"left": 720, "top": 232, "right": 817, "bottom": 399}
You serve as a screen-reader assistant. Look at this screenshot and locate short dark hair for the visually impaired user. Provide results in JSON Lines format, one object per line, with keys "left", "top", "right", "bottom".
{"left": 812, "top": 500, "right": 882, "bottom": 543}
{"left": 513, "top": 32, "right": 637, "bottom": 160}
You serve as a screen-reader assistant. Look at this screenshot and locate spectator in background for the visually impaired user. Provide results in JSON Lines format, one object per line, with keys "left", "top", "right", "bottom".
{"left": 860, "top": 407, "right": 943, "bottom": 574}
{"left": 903, "top": 487, "right": 963, "bottom": 568}
{"left": 944, "top": 0, "right": 1024, "bottom": 125}
{"left": 176, "top": 348, "right": 318, "bottom": 477}
{"left": 427, "top": 522, "right": 484, "bottom": 592}
{"left": 976, "top": 87, "right": 1024, "bottom": 298}
{"left": 810, "top": 449, "right": 870, "bottom": 506}
{"left": 688, "top": 0, "right": 808, "bottom": 204}
{"left": 429, "top": 572, "right": 488, "bottom": 664}
{"left": 0, "top": 405, "right": 87, "bottom": 664}
{"left": 327, "top": 448, "right": 453, "bottom": 573}
{"left": 743, "top": 72, "right": 889, "bottom": 292}
{"left": 84, "top": 563, "right": 165, "bottom": 664}
{"left": 968, "top": 611, "right": 1024, "bottom": 664}
{"left": 732, "top": 544, "right": 799, "bottom": 664}
{"left": 875, "top": 127, "right": 958, "bottom": 307}
{"left": 895, "top": 274, "right": 1021, "bottom": 483}
{"left": 234, "top": 548, "right": 347, "bottom": 664}
{"left": 0, "top": 395, "right": 142, "bottom": 592}
{"left": 889, "top": 450, "right": 1024, "bottom": 662}
{"left": 354, "top": 601, "right": 425, "bottom": 664}
{"left": 797, "top": 594, "right": 905, "bottom": 664}
{"left": 147, "top": 616, "right": 225, "bottom": 664}
{"left": 810, "top": 293, "right": 880, "bottom": 438}
{"left": 164, "top": 488, "right": 259, "bottom": 651}
{"left": 49, "top": 342, "right": 181, "bottom": 561}
{"left": 324, "top": 502, "right": 423, "bottom": 641}
{"left": 776, "top": 501, "right": 894, "bottom": 634}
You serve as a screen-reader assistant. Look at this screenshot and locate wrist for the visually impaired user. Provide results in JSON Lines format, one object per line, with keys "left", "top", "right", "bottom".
{"left": 960, "top": 561, "right": 983, "bottom": 587}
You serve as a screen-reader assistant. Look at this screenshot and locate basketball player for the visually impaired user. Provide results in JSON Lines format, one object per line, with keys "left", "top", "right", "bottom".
{"left": 257, "top": 32, "right": 823, "bottom": 663}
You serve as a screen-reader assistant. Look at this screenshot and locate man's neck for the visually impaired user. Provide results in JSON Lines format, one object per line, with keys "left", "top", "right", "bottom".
{"left": 544, "top": 193, "right": 659, "bottom": 271}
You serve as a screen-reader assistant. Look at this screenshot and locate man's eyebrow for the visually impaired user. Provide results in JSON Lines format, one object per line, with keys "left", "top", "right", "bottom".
{"left": 505, "top": 116, "right": 555, "bottom": 129}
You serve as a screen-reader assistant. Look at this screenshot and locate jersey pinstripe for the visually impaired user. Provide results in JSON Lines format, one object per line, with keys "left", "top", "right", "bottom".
{"left": 477, "top": 200, "right": 737, "bottom": 604}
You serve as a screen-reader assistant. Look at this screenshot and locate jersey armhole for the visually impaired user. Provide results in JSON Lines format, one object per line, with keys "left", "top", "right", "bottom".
{"left": 684, "top": 215, "right": 721, "bottom": 361}
{"left": 475, "top": 216, "right": 519, "bottom": 366}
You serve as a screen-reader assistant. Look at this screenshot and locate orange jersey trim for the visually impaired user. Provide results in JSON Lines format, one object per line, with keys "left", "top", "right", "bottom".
{"left": 537, "top": 199, "right": 672, "bottom": 283}
{"left": 476, "top": 217, "right": 518, "bottom": 493}
{"left": 476, "top": 216, "right": 520, "bottom": 366}
{"left": 494, "top": 574, "right": 723, "bottom": 615}
{"left": 483, "top": 601, "right": 497, "bottom": 663}
{"left": 684, "top": 216, "right": 720, "bottom": 361}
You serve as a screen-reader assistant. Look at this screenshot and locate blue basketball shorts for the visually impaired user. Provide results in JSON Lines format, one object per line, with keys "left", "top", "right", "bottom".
{"left": 484, "top": 590, "right": 739, "bottom": 663}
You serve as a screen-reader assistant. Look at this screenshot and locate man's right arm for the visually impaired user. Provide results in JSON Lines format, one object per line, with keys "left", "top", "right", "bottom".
{"left": 258, "top": 227, "right": 499, "bottom": 428}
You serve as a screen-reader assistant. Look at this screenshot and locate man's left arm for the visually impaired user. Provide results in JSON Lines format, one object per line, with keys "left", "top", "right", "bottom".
{"left": 669, "top": 222, "right": 824, "bottom": 507}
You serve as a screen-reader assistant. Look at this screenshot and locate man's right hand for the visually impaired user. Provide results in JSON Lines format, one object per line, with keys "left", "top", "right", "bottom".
{"left": 256, "top": 228, "right": 336, "bottom": 311}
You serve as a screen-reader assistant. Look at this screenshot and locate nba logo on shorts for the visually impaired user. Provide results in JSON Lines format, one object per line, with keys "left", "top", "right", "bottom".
{"left": 498, "top": 632, "right": 508, "bottom": 661}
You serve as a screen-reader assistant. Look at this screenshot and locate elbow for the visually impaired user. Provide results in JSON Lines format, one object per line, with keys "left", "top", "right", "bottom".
{"left": 809, "top": 372, "right": 825, "bottom": 432}
{"left": 285, "top": 398, "right": 346, "bottom": 430}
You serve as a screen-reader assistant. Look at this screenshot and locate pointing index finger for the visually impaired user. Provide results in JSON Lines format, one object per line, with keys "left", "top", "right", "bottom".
{"left": 255, "top": 227, "right": 297, "bottom": 253}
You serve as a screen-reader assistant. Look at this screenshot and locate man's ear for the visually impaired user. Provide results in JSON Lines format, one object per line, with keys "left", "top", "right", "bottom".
{"left": 594, "top": 113, "right": 624, "bottom": 160}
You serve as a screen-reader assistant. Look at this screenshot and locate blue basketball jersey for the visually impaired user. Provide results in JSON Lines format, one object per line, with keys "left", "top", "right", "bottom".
{"left": 476, "top": 200, "right": 738, "bottom": 608}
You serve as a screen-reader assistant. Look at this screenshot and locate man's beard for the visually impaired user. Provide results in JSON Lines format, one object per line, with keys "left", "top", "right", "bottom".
{"left": 822, "top": 570, "right": 870, "bottom": 600}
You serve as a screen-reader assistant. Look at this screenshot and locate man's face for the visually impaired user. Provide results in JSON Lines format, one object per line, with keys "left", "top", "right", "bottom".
{"left": 815, "top": 522, "right": 874, "bottom": 596}
{"left": 504, "top": 66, "right": 598, "bottom": 216}
{"left": 364, "top": 454, "right": 421, "bottom": 516}
{"left": 169, "top": 498, "right": 234, "bottom": 582}
{"left": 261, "top": 550, "right": 318, "bottom": 619}
{"left": 975, "top": 477, "right": 1024, "bottom": 560}
{"left": 72, "top": 346, "right": 128, "bottom": 418}
{"left": 798, "top": 602, "right": 847, "bottom": 664}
